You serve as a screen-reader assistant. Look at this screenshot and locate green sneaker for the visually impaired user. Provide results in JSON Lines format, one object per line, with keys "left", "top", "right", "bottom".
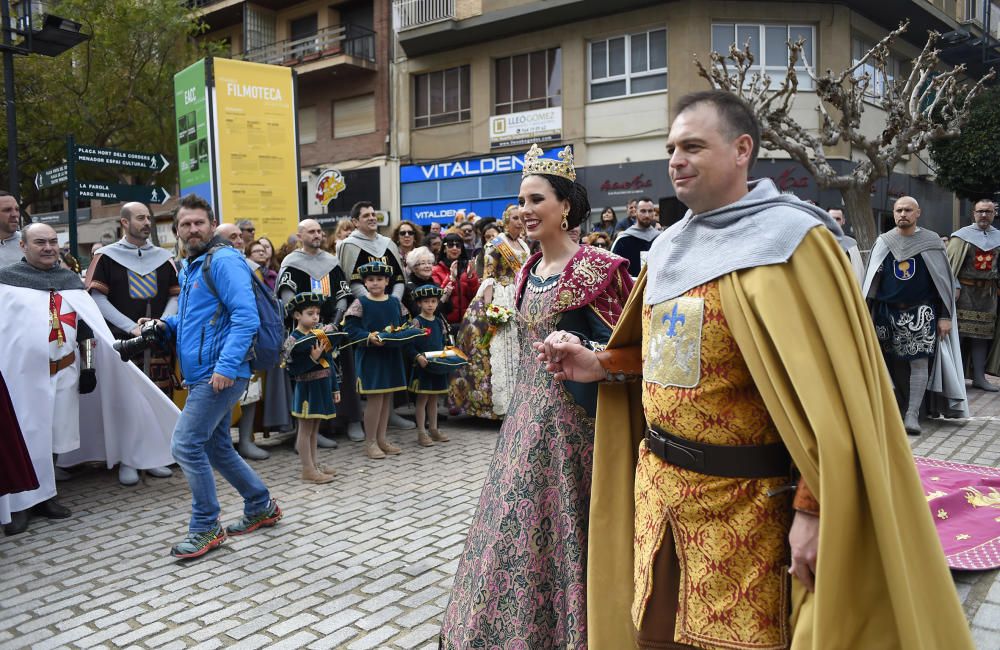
{"left": 226, "top": 499, "right": 282, "bottom": 536}
{"left": 170, "top": 522, "right": 226, "bottom": 559}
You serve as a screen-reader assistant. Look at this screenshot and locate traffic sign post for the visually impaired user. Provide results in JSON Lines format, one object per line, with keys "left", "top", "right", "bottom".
{"left": 77, "top": 182, "right": 171, "bottom": 204}
{"left": 34, "top": 163, "right": 68, "bottom": 190}
{"left": 75, "top": 146, "right": 169, "bottom": 173}
{"left": 43, "top": 136, "right": 171, "bottom": 258}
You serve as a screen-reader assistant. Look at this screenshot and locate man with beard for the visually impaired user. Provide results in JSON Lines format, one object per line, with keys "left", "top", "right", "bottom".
{"left": 862, "top": 196, "right": 967, "bottom": 434}
{"left": 1, "top": 223, "right": 177, "bottom": 535}
{"left": 0, "top": 190, "right": 23, "bottom": 268}
{"left": 947, "top": 198, "right": 1000, "bottom": 391}
{"left": 86, "top": 202, "right": 177, "bottom": 484}
{"left": 154, "top": 194, "right": 280, "bottom": 559}
{"left": 277, "top": 218, "right": 357, "bottom": 443}
{"left": 611, "top": 197, "right": 660, "bottom": 277}
{"left": 337, "top": 202, "right": 414, "bottom": 430}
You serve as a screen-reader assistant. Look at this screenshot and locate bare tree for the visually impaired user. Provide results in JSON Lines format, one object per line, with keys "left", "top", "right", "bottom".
{"left": 695, "top": 20, "right": 994, "bottom": 250}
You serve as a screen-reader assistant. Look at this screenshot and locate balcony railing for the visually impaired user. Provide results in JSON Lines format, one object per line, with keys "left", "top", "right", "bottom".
{"left": 393, "top": 0, "right": 455, "bottom": 32}
{"left": 240, "top": 24, "right": 376, "bottom": 66}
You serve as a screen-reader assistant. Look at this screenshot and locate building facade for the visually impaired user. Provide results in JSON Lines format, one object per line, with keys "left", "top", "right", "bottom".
{"left": 392, "top": 0, "right": 1000, "bottom": 237}
{"left": 195, "top": 0, "right": 394, "bottom": 227}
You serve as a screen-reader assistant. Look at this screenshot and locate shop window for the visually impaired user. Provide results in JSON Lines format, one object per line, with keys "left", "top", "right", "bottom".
{"left": 710, "top": 23, "right": 815, "bottom": 90}
{"left": 589, "top": 29, "right": 667, "bottom": 101}
{"left": 481, "top": 173, "right": 522, "bottom": 199}
{"left": 494, "top": 47, "right": 562, "bottom": 116}
{"left": 401, "top": 181, "right": 439, "bottom": 204}
{"left": 413, "top": 65, "right": 471, "bottom": 129}
{"left": 438, "top": 177, "right": 481, "bottom": 202}
{"left": 333, "top": 94, "right": 376, "bottom": 138}
{"left": 298, "top": 106, "right": 317, "bottom": 145}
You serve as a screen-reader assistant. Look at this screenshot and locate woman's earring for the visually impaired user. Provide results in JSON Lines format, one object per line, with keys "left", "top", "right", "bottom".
{"left": 560, "top": 209, "right": 570, "bottom": 231}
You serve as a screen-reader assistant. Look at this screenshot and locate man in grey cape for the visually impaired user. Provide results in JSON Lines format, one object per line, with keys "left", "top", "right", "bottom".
{"left": 610, "top": 196, "right": 660, "bottom": 278}
{"left": 946, "top": 198, "right": 1000, "bottom": 391}
{"left": 861, "top": 196, "right": 968, "bottom": 434}
{"left": 86, "top": 202, "right": 177, "bottom": 484}
{"left": 278, "top": 218, "right": 361, "bottom": 442}
{"left": 337, "top": 201, "right": 414, "bottom": 430}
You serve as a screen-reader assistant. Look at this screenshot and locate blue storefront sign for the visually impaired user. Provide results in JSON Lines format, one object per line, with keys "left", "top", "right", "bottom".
{"left": 400, "top": 146, "right": 567, "bottom": 225}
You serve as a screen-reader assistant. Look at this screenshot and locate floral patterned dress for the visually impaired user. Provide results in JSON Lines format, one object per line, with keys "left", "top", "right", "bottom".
{"left": 440, "top": 269, "right": 598, "bottom": 649}
{"left": 449, "top": 233, "right": 530, "bottom": 418}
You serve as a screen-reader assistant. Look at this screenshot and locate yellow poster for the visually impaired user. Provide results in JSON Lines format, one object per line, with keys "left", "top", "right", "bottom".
{"left": 213, "top": 58, "right": 299, "bottom": 243}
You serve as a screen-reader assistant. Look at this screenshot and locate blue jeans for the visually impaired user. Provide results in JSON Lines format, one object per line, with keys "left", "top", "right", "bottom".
{"left": 171, "top": 378, "right": 271, "bottom": 532}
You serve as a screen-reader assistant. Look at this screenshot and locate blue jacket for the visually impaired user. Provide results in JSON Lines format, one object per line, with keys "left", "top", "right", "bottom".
{"left": 163, "top": 238, "right": 259, "bottom": 383}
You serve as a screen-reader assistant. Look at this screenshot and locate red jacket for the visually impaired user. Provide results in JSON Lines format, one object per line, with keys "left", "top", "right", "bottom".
{"left": 432, "top": 261, "right": 480, "bottom": 324}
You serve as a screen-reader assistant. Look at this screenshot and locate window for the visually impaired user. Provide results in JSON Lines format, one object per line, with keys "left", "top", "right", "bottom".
{"left": 965, "top": 0, "right": 1000, "bottom": 37}
{"left": 298, "top": 106, "right": 317, "bottom": 144}
{"left": 851, "top": 35, "right": 905, "bottom": 100}
{"left": 710, "top": 24, "right": 815, "bottom": 90}
{"left": 333, "top": 94, "right": 375, "bottom": 138}
{"left": 413, "top": 65, "right": 471, "bottom": 129}
{"left": 494, "top": 48, "right": 562, "bottom": 115}
{"left": 589, "top": 29, "right": 667, "bottom": 100}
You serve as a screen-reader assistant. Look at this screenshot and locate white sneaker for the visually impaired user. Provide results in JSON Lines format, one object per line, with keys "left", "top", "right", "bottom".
{"left": 118, "top": 465, "right": 140, "bottom": 486}
{"left": 347, "top": 422, "right": 365, "bottom": 442}
{"left": 146, "top": 466, "right": 173, "bottom": 478}
{"left": 388, "top": 413, "right": 416, "bottom": 430}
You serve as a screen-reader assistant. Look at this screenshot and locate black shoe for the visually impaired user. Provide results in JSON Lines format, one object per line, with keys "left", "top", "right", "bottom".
{"left": 3, "top": 510, "right": 29, "bottom": 536}
{"left": 32, "top": 498, "right": 71, "bottom": 519}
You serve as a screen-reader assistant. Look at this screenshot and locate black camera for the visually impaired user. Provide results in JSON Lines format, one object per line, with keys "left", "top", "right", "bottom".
{"left": 112, "top": 320, "right": 165, "bottom": 361}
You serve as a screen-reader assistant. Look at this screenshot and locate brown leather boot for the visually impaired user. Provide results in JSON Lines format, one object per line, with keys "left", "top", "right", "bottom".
{"left": 366, "top": 443, "right": 386, "bottom": 460}
{"left": 429, "top": 428, "right": 450, "bottom": 442}
{"left": 302, "top": 468, "right": 335, "bottom": 484}
{"left": 417, "top": 430, "right": 434, "bottom": 447}
{"left": 377, "top": 431, "right": 401, "bottom": 455}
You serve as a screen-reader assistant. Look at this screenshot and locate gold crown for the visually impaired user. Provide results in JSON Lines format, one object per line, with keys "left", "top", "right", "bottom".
{"left": 521, "top": 144, "right": 576, "bottom": 182}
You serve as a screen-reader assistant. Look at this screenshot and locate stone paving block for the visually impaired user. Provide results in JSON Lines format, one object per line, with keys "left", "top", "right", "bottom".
{"left": 30, "top": 624, "right": 91, "bottom": 650}
{"left": 975, "top": 602, "right": 1000, "bottom": 630}
{"left": 356, "top": 604, "right": 404, "bottom": 630}
{"left": 359, "top": 588, "right": 407, "bottom": 613}
{"left": 360, "top": 573, "right": 406, "bottom": 594}
{"left": 188, "top": 617, "right": 243, "bottom": 642}
{"left": 267, "top": 612, "right": 320, "bottom": 637}
{"left": 346, "top": 625, "right": 400, "bottom": 650}
{"left": 73, "top": 622, "right": 131, "bottom": 648}
{"left": 111, "top": 621, "right": 168, "bottom": 646}
{"left": 230, "top": 633, "right": 273, "bottom": 650}
{"left": 312, "top": 608, "right": 365, "bottom": 635}
{"left": 225, "top": 613, "right": 280, "bottom": 641}
{"left": 396, "top": 604, "right": 441, "bottom": 628}
{"left": 393, "top": 622, "right": 442, "bottom": 648}
{"left": 306, "top": 626, "right": 359, "bottom": 650}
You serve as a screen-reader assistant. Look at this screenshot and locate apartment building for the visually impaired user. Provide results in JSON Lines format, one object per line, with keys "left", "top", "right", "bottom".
{"left": 392, "top": 0, "right": 1000, "bottom": 234}
{"left": 193, "top": 0, "right": 394, "bottom": 225}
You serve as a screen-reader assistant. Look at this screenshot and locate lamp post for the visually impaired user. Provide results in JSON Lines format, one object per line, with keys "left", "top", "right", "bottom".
{"left": 0, "top": 0, "right": 89, "bottom": 201}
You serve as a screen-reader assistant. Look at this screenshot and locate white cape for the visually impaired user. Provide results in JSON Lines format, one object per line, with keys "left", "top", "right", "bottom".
{"left": 0, "top": 286, "right": 178, "bottom": 524}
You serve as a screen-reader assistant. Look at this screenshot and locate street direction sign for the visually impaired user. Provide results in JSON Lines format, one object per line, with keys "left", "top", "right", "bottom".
{"left": 34, "top": 164, "right": 68, "bottom": 190}
{"left": 75, "top": 146, "right": 170, "bottom": 173}
{"left": 77, "top": 182, "right": 172, "bottom": 204}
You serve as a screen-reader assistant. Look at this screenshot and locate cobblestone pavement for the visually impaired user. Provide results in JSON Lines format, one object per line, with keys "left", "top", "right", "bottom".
{"left": 1, "top": 393, "right": 999, "bottom": 649}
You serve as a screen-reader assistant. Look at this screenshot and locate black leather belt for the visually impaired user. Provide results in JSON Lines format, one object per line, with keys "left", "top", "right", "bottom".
{"left": 645, "top": 426, "right": 792, "bottom": 479}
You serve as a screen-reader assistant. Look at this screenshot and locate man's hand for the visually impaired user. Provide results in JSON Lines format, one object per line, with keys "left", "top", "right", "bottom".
{"left": 533, "top": 338, "right": 605, "bottom": 383}
{"left": 788, "top": 510, "right": 819, "bottom": 592}
{"left": 938, "top": 318, "right": 952, "bottom": 339}
{"left": 130, "top": 325, "right": 142, "bottom": 337}
{"left": 209, "top": 373, "right": 234, "bottom": 393}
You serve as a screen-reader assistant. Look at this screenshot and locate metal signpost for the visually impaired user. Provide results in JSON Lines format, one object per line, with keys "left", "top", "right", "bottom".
{"left": 37, "top": 135, "right": 171, "bottom": 257}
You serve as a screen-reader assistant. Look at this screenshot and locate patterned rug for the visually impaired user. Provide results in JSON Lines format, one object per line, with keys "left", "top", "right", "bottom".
{"left": 915, "top": 456, "right": 1000, "bottom": 571}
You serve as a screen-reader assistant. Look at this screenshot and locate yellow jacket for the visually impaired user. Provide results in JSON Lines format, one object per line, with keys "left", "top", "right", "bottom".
{"left": 588, "top": 227, "right": 972, "bottom": 649}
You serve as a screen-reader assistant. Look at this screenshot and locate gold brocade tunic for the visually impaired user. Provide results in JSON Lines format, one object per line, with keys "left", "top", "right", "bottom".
{"left": 634, "top": 280, "right": 793, "bottom": 650}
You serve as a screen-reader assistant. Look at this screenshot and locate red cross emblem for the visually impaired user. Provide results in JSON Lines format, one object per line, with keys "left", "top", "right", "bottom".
{"left": 49, "top": 292, "right": 77, "bottom": 343}
{"left": 974, "top": 248, "right": 995, "bottom": 271}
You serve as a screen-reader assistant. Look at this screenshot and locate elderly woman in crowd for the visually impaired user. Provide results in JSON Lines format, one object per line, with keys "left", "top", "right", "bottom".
{"left": 402, "top": 246, "right": 443, "bottom": 316}
{"left": 449, "top": 205, "right": 531, "bottom": 419}
{"left": 431, "top": 232, "right": 479, "bottom": 332}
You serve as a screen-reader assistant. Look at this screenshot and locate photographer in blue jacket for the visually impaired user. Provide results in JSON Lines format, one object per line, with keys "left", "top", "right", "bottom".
{"left": 156, "top": 194, "right": 282, "bottom": 559}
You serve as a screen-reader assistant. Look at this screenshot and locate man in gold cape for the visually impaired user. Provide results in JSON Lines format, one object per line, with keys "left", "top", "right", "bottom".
{"left": 541, "top": 91, "right": 971, "bottom": 649}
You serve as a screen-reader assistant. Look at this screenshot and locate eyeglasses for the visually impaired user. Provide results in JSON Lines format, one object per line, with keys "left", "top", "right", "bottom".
{"left": 241, "top": 227, "right": 255, "bottom": 233}
{"left": 444, "top": 241, "right": 463, "bottom": 248}
{"left": 398, "top": 230, "right": 415, "bottom": 236}
{"left": 975, "top": 210, "right": 995, "bottom": 215}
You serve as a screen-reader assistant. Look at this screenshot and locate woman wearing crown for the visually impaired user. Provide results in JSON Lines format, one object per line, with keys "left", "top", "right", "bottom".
{"left": 440, "top": 144, "right": 634, "bottom": 648}
{"left": 448, "top": 203, "right": 531, "bottom": 419}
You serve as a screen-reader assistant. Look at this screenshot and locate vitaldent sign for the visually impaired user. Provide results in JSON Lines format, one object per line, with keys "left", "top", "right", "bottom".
{"left": 489, "top": 107, "right": 562, "bottom": 149}
{"left": 399, "top": 145, "right": 566, "bottom": 184}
